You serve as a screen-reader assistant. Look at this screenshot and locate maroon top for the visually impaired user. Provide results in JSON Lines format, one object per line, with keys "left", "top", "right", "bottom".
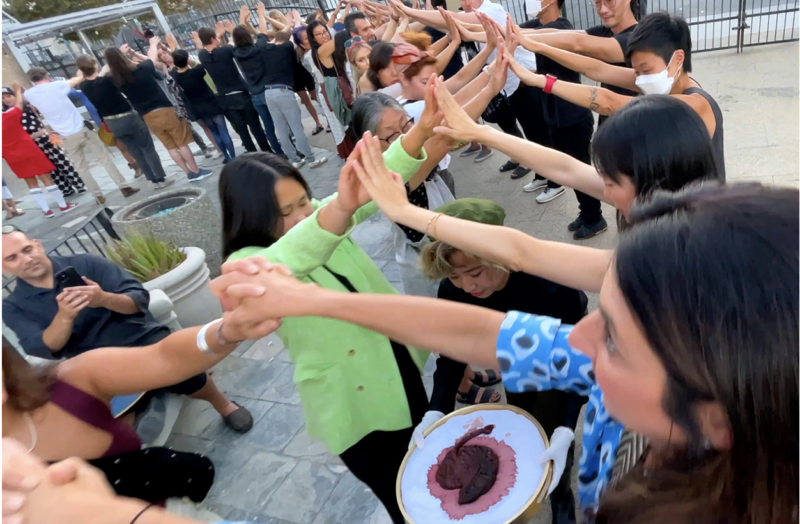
{"left": 49, "top": 379, "right": 141, "bottom": 458}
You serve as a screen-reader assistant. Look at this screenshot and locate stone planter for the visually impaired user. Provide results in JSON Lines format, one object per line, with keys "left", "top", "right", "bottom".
{"left": 111, "top": 187, "right": 222, "bottom": 277}
{"left": 143, "top": 247, "right": 222, "bottom": 328}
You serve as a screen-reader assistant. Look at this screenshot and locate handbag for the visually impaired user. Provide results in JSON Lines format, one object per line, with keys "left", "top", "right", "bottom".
{"left": 98, "top": 122, "right": 116, "bottom": 147}
{"left": 331, "top": 60, "right": 354, "bottom": 108}
{"left": 481, "top": 92, "right": 510, "bottom": 124}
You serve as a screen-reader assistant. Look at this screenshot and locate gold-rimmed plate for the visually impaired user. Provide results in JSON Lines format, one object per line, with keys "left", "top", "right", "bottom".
{"left": 396, "top": 404, "right": 553, "bottom": 524}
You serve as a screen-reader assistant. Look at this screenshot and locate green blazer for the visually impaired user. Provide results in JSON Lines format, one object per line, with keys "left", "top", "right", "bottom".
{"left": 228, "top": 139, "right": 430, "bottom": 454}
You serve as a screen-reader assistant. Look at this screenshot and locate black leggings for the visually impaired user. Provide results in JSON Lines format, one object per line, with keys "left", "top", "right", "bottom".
{"left": 338, "top": 341, "right": 428, "bottom": 524}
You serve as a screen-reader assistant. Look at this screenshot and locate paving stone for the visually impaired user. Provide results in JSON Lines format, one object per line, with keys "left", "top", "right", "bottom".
{"left": 309, "top": 472, "right": 384, "bottom": 524}
{"left": 241, "top": 334, "right": 286, "bottom": 362}
{"left": 210, "top": 357, "right": 289, "bottom": 400}
{"left": 205, "top": 445, "right": 297, "bottom": 509}
{"left": 258, "top": 364, "right": 301, "bottom": 405}
{"left": 199, "top": 397, "right": 276, "bottom": 444}
{"left": 283, "top": 425, "right": 329, "bottom": 458}
{"left": 274, "top": 348, "right": 293, "bottom": 363}
{"left": 233, "top": 403, "right": 306, "bottom": 451}
{"left": 263, "top": 460, "right": 341, "bottom": 523}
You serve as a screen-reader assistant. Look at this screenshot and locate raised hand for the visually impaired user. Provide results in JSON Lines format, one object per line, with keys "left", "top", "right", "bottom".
{"left": 476, "top": 12, "right": 498, "bottom": 50}
{"left": 223, "top": 19, "right": 236, "bottom": 33}
{"left": 441, "top": 9, "right": 462, "bottom": 47}
{"left": 256, "top": 1, "right": 266, "bottom": 15}
{"left": 119, "top": 43, "right": 131, "bottom": 55}
{"left": 409, "top": 75, "right": 441, "bottom": 134}
{"left": 350, "top": 132, "right": 409, "bottom": 221}
{"left": 505, "top": 13, "right": 519, "bottom": 54}
{"left": 148, "top": 35, "right": 161, "bottom": 47}
{"left": 334, "top": 157, "right": 372, "bottom": 214}
{"left": 165, "top": 33, "right": 178, "bottom": 51}
{"left": 487, "top": 43, "right": 510, "bottom": 94}
{"left": 504, "top": 48, "right": 545, "bottom": 88}
{"left": 433, "top": 80, "right": 486, "bottom": 143}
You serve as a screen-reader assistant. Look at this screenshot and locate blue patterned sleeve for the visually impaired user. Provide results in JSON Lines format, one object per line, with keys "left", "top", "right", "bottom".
{"left": 496, "top": 311, "right": 596, "bottom": 397}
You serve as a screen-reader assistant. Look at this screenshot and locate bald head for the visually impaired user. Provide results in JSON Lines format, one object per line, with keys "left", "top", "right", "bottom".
{"left": 2, "top": 231, "right": 52, "bottom": 283}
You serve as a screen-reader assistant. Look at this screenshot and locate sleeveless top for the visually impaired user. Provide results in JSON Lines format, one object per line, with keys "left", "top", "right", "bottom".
{"left": 49, "top": 379, "right": 215, "bottom": 504}
{"left": 50, "top": 379, "right": 141, "bottom": 458}
{"left": 683, "top": 86, "right": 726, "bottom": 182}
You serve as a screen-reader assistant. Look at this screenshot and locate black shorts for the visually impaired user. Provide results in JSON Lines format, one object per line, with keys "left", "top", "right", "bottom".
{"left": 293, "top": 66, "right": 316, "bottom": 93}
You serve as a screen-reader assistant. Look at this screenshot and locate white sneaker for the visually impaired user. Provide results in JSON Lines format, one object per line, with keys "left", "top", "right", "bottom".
{"left": 308, "top": 157, "right": 328, "bottom": 169}
{"left": 523, "top": 179, "right": 548, "bottom": 193}
{"left": 291, "top": 159, "right": 306, "bottom": 169}
{"left": 536, "top": 186, "right": 566, "bottom": 203}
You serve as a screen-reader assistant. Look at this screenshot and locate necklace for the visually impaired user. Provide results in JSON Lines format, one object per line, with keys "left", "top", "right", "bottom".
{"left": 23, "top": 412, "right": 38, "bottom": 454}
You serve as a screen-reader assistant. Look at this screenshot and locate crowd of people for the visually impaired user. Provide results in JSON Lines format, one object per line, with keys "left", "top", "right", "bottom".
{"left": 2, "top": 1, "right": 797, "bottom": 524}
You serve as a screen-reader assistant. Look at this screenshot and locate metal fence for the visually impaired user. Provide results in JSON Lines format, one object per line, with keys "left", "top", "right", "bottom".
{"left": 501, "top": 0, "right": 798, "bottom": 52}
{"left": 2, "top": 208, "right": 120, "bottom": 298}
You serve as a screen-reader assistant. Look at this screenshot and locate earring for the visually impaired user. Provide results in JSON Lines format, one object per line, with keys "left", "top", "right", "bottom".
{"left": 702, "top": 437, "right": 712, "bottom": 450}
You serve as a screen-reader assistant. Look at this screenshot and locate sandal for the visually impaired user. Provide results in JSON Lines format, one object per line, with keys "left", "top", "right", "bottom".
{"left": 326, "top": 125, "right": 332, "bottom": 133}
{"left": 311, "top": 125, "right": 324, "bottom": 135}
{"left": 471, "top": 369, "right": 502, "bottom": 387}
{"left": 456, "top": 384, "right": 500, "bottom": 405}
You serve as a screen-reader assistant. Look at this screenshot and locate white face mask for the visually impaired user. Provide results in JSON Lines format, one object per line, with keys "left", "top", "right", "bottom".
{"left": 525, "top": 0, "right": 552, "bottom": 16}
{"left": 635, "top": 54, "right": 681, "bottom": 95}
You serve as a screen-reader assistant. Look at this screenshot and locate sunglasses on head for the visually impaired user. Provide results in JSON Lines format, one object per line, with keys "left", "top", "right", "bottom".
{"left": 344, "top": 36, "right": 363, "bottom": 49}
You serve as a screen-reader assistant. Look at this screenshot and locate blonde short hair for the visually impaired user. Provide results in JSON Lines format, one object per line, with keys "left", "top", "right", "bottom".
{"left": 419, "top": 241, "right": 508, "bottom": 281}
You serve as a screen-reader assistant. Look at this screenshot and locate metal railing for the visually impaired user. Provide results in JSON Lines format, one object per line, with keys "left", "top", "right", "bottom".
{"left": 499, "top": 0, "right": 798, "bottom": 52}
{"left": 2, "top": 208, "right": 120, "bottom": 298}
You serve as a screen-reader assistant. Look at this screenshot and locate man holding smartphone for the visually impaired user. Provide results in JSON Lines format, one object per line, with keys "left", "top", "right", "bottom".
{"left": 1, "top": 227, "right": 254, "bottom": 436}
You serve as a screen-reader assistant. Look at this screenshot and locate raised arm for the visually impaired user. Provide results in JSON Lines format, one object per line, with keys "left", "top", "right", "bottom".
{"left": 506, "top": 50, "right": 632, "bottom": 116}
{"left": 60, "top": 316, "right": 274, "bottom": 400}
{"left": 146, "top": 36, "right": 161, "bottom": 63}
{"left": 442, "top": 16, "right": 498, "bottom": 92}
{"left": 520, "top": 30, "right": 627, "bottom": 63}
{"left": 352, "top": 130, "right": 612, "bottom": 292}
{"left": 212, "top": 264, "right": 505, "bottom": 369}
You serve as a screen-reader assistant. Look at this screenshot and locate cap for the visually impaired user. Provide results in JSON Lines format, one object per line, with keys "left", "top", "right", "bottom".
{"left": 1, "top": 87, "right": 14, "bottom": 96}
{"left": 429, "top": 198, "right": 506, "bottom": 240}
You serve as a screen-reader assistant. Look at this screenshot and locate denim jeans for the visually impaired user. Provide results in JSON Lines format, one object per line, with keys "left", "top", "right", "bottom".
{"left": 251, "top": 92, "right": 285, "bottom": 156}
{"left": 201, "top": 114, "right": 236, "bottom": 161}
{"left": 105, "top": 113, "right": 168, "bottom": 184}
{"left": 263, "top": 87, "right": 314, "bottom": 163}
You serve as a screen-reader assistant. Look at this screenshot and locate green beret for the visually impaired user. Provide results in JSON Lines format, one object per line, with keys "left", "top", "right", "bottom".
{"left": 434, "top": 198, "right": 506, "bottom": 226}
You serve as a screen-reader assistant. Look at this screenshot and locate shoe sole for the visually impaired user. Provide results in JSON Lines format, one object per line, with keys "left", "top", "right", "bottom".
{"left": 309, "top": 158, "right": 328, "bottom": 168}
{"left": 523, "top": 185, "right": 547, "bottom": 193}
{"left": 44, "top": 213, "right": 54, "bottom": 219}
{"left": 459, "top": 149, "right": 480, "bottom": 157}
{"left": 474, "top": 152, "right": 494, "bottom": 163}
{"left": 574, "top": 224, "right": 609, "bottom": 240}
{"left": 60, "top": 205, "right": 79, "bottom": 214}
{"left": 536, "top": 190, "right": 567, "bottom": 204}
{"left": 191, "top": 172, "right": 213, "bottom": 182}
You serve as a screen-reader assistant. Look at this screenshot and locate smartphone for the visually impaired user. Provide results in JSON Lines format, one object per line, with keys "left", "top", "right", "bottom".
{"left": 54, "top": 266, "right": 84, "bottom": 294}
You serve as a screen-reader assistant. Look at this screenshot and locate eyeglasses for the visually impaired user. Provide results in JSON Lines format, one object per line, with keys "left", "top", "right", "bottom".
{"left": 589, "top": 0, "right": 617, "bottom": 8}
{"left": 345, "top": 36, "right": 363, "bottom": 49}
{"left": 379, "top": 117, "right": 414, "bottom": 145}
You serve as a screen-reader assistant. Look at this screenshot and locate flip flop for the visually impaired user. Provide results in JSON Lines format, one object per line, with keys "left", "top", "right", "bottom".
{"left": 312, "top": 125, "right": 324, "bottom": 135}
{"left": 456, "top": 384, "right": 500, "bottom": 405}
{"left": 471, "top": 369, "right": 502, "bottom": 387}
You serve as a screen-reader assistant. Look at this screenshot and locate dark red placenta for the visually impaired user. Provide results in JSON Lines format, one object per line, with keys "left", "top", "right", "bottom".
{"left": 435, "top": 425, "right": 500, "bottom": 504}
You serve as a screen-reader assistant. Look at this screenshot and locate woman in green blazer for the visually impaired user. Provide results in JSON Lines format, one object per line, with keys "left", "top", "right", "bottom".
{"left": 217, "top": 92, "right": 440, "bottom": 523}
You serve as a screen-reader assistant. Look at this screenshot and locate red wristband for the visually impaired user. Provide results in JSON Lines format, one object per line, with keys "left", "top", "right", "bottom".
{"left": 544, "top": 74, "right": 557, "bottom": 94}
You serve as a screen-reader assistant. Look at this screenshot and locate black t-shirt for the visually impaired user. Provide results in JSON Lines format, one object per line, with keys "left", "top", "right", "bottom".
{"left": 424, "top": 27, "right": 464, "bottom": 80}
{"left": 118, "top": 60, "right": 173, "bottom": 116}
{"left": 522, "top": 17, "right": 593, "bottom": 129}
{"left": 233, "top": 35, "right": 296, "bottom": 93}
{"left": 428, "top": 271, "right": 588, "bottom": 414}
{"left": 171, "top": 65, "right": 222, "bottom": 120}
{"left": 198, "top": 46, "right": 249, "bottom": 95}
{"left": 585, "top": 24, "right": 638, "bottom": 125}
{"left": 79, "top": 77, "right": 132, "bottom": 118}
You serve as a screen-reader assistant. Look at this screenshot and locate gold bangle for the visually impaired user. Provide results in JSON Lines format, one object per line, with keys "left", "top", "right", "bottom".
{"left": 424, "top": 212, "right": 442, "bottom": 238}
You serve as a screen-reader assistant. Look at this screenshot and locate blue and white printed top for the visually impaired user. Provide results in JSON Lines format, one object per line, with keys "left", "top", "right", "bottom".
{"left": 496, "top": 311, "right": 626, "bottom": 518}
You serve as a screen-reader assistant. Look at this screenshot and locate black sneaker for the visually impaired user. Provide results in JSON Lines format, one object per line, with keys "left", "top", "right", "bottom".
{"left": 499, "top": 160, "right": 519, "bottom": 173}
{"left": 573, "top": 217, "right": 608, "bottom": 240}
{"left": 510, "top": 166, "right": 531, "bottom": 180}
{"left": 567, "top": 216, "right": 584, "bottom": 232}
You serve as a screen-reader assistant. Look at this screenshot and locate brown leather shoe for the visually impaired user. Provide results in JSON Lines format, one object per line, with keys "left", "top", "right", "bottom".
{"left": 95, "top": 195, "right": 106, "bottom": 205}
{"left": 223, "top": 402, "right": 254, "bottom": 433}
{"left": 121, "top": 187, "right": 140, "bottom": 198}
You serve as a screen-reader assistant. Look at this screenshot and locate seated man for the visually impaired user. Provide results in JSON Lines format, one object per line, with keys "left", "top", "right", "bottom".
{"left": 2, "top": 227, "right": 253, "bottom": 437}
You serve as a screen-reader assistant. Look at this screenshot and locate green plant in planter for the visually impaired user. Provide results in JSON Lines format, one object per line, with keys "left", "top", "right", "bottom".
{"left": 105, "top": 232, "right": 187, "bottom": 283}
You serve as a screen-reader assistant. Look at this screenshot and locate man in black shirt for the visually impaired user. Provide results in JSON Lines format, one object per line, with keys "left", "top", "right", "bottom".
{"left": 519, "top": 0, "right": 606, "bottom": 240}
{"left": 419, "top": 199, "right": 587, "bottom": 524}
{"left": 232, "top": 8, "right": 327, "bottom": 169}
{"left": 196, "top": 25, "right": 274, "bottom": 153}
{"left": 2, "top": 229, "right": 254, "bottom": 434}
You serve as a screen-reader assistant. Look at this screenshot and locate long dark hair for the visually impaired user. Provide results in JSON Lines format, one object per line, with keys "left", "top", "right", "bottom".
{"left": 104, "top": 47, "right": 137, "bottom": 87}
{"left": 597, "top": 184, "right": 799, "bottom": 524}
{"left": 2, "top": 338, "right": 55, "bottom": 412}
{"left": 367, "top": 41, "right": 394, "bottom": 90}
{"left": 332, "top": 30, "right": 349, "bottom": 78}
{"left": 219, "top": 153, "right": 312, "bottom": 258}
{"left": 592, "top": 96, "right": 717, "bottom": 200}
{"left": 306, "top": 20, "right": 328, "bottom": 69}
{"left": 232, "top": 25, "right": 254, "bottom": 47}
